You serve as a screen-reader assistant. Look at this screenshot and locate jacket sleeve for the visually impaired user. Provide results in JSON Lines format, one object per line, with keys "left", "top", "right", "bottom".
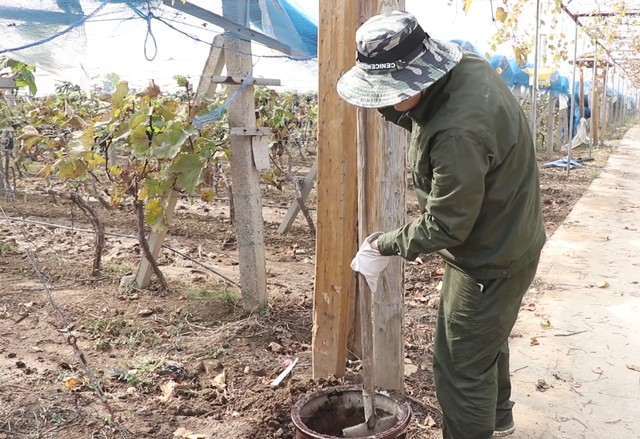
{"left": 376, "top": 132, "right": 491, "bottom": 260}
{"left": 377, "top": 107, "right": 413, "bottom": 132}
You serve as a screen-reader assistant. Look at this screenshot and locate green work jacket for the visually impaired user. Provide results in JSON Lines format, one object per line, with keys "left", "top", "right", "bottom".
{"left": 376, "top": 52, "right": 546, "bottom": 279}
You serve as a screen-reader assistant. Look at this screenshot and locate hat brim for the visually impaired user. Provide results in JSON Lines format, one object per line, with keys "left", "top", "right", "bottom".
{"left": 337, "top": 39, "right": 463, "bottom": 109}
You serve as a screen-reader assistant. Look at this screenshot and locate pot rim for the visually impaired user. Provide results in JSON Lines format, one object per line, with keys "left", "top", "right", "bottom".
{"left": 291, "top": 385, "right": 412, "bottom": 439}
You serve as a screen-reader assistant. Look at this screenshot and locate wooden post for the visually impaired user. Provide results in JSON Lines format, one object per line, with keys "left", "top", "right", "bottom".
{"left": 601, "top": 67, "right": 608, "bottom": 141}
{"left": 313, "top": 0, "right": 358, "bottom": 378}
{"left": 369, "top": 0, "right": 406, "bottom": 391}
{"left": 592, "top": 77, "right": 599, "bottom": 146}
{"left": 556, "top": 107, "right": 567, "bottom": 150}
{"left": 579, "top": 68, "right": 585, "bottom": 119}
{"left": 223, "top": 0, "right": 268, "bottom": 311}
{"left": 547, "top": 95, "right": 556, "bottom": 154}
{"left": 354, "top": 0, "right": 407, "bottom": 391}
{"left": 277, "top": 161, "right": 317, "bottom": 234}
{"left": 135, "top": 189, "right": 179, "bottom": 288}
{"left": 196, "top": 34, "right": 226, "bottom": 100}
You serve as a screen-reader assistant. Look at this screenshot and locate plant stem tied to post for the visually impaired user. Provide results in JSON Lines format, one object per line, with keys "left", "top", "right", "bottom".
{"left": 134, "top": 199, "right": 168, "bottom": 292}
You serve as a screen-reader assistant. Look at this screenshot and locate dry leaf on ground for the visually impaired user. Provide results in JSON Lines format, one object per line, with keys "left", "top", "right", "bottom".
{"left": 211, "top": 370, "right": 226, "bottom": 389}
{"left": 626, "top": 364, "right": 640, "bottom": 372}
{"left": 530, "top": 337, "right": 539, "bottom": 346}
{"left": 425, "top": 415, "right": 437, "bottom": 428}
{"left": 160, "top": 380, "right": 178, "bottom": 402}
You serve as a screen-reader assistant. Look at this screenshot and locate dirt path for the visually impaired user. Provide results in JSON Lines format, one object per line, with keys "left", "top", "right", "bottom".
{"left": 509, "top": 126, "right": 640, "bottom": 438}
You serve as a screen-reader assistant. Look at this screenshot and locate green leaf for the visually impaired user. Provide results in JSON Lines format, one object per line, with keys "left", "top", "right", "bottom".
{"left": 156, "top": 105, "right": 176, "bottom": 123}
{"left": 112, "top": 81, "right": 129, "bottom": 114}
{"left": 173, "top": 75, "right": 189, "bottom": 88}
{"left": 142, "top": 178, "right": 170, "bottom": 199}
{"left": 153, "top": 123, "right": 198, "bottom": 159}
{"left": 56, "top": 158, "right": 86, "bottom": 179}
{"left": 130, "top": 124, "right": 150, "bottom": 157}
{"left": 15, "top": 70, "right": 37, "bottom": 95}
{"left": 171, "top": 153, "right": 203, "bottom": 194}
{"left": 129, "top": 106, "right": 153, "bottom": 129}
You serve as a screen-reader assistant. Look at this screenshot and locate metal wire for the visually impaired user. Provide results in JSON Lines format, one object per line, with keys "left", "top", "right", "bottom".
{"left": 0, "top": 169, "right": 130, "bottom": 439}
{"left": 0, "top": 215, "right": 241, "bottom": 288}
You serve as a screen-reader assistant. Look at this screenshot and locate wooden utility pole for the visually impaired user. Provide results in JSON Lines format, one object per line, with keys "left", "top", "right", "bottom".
{"left": 312, "top": 0, "right": 358, "bottom": 378}
{"left": 313, "top": 0, "right": 406, "bottom": 388}
{"left": 223, "top": 0, "right": 267, "bottom": 311}
{"left": 361, "top": 0, "right": 406, "bottom": 392}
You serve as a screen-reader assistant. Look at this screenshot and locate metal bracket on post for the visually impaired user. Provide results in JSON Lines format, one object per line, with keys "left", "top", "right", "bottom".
{"left": 230, "top": 127, "right": 271, "bottom": 136}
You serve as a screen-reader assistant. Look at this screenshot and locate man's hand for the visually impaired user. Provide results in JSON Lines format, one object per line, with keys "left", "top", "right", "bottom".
{"left": 350, "top": 233, "right": 390, "bottom": 293}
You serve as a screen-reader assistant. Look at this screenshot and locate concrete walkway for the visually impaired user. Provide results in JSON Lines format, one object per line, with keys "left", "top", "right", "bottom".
{"left": 509, "top": 126, "right": 640, "bottom": 438}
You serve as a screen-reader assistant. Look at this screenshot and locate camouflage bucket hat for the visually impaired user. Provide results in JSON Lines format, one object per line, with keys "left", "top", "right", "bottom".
{"left": 337, "top": 10, "right": 462, "bottom": 109}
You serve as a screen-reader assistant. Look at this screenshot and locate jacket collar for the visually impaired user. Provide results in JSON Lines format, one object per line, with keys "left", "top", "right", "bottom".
{"left": 407, "top": 68, "right": 454, "bottom": 122}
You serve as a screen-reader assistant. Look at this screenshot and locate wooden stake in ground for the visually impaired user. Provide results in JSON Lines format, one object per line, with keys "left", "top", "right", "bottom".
{"left": 351, "top": 0, "right": 406, "bottom": 391}
{"left": 601, "top": 66, "right": 608, "bottom": 141}
{"left": 277, "top": 161, "right": 317, "bottom": 234}
{"left": 579, "top": 68, "right": 585, "bottom": 119}
{"left": 195, "top": 34, "right": 226, "bottom": 101}
{"left": 313, "top": 0, "right": 358, "bottom": 379}
{"left": 547, "top": 96, "right": 557, "bottom": 154}
{"left": 222, "top": 0, "right": 267, "bottom": 311}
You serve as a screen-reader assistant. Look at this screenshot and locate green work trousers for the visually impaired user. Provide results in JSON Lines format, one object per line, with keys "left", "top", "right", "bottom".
{"left": 433, "top": 257, "right": 540, "bottom": 439}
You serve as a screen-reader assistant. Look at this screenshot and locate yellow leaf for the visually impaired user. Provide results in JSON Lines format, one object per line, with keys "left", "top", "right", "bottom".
{"left": 530, "top": 337, "right": 539, "bottom": 346}
{"left": 496, "top": 7, "right": 508, "bottom": 22}
{"left": 64, "top": 376, "right": 83, "bottom": 389}
{"left": 597, "top": 281, "right": 609, "bottom": 288}
{"left": 138, "top": 186, "right": 148, "bottom": 201}
{"left": 145, "top": 199, "right": 166, "bottom": 232}
{"left": 463, "top": 0, "right": 474, "bottom": 13}
{"left": 513, "top": 46, "right": 529, "bottom": 67}
{"left": 109, "top": 165, "right": 122, "bottom": 176}
{"left": 200, "top": 190, "right": 214, "bottom": 203}
{"left": 84, "top": 151, "right": 105, "bottom": 170}
{"left": 36, "top": 164, "right": 52, "bottom": 178}
{"left": 540, "top": 319, "right": 552, "bottom": 329}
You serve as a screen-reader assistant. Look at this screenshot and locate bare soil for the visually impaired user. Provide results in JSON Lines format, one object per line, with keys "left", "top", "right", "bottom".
{"left": 0, "top": 142, "right": 617, "bottom": 439}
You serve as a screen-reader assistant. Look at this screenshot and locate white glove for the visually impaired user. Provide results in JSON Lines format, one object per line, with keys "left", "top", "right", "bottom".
{"left": 350, "top": 233, "right": 390, "bottom": 293}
